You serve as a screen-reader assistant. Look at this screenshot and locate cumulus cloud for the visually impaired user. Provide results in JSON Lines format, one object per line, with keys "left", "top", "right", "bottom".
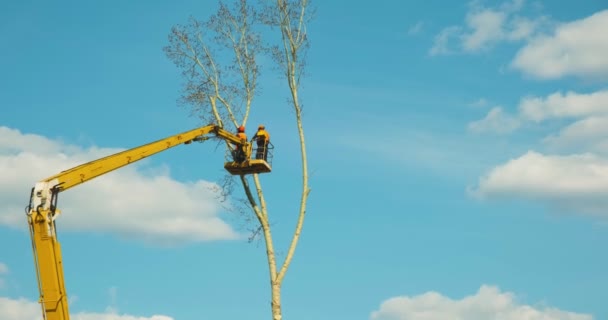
{"left": 459, "top": 8, "right": 608, "bottom": 216}
{"left": 468, "top": 98, "right": 489, "bottom": 108}
{"left": 470, "top": 151, "right": 608, "bottom": 216}
{"left": 468, "top": 90, "right": 608, "bottom": 214}
{"left": 468, "top": 89, "right": 608, "bottom": 134}
{"left": 429, "top": 26, "right": 461, "bottom": 55}
{"left": 519, "top": 89, "right": 608, "bottom": 122}
{"left": 0, "top": 126, "right": 239, "bottom": 245}
{"left": 543, "top": 116, "right": 608, "bottom": 153}
{"left": 0, "top": 296, "right": 174, "bottom": 320}
{"left": 370, "top": 285, "right": 593, "bottom": 320}
{"left": 430, "top": 0, "right": 551, "bottom": 55}
{"left": 461, "top": 7, "right": 508, "bottom": 51}
{"left": 468, "top": 106, "right": 521, "bottom": 134}
{"left": 0, "top": 262, "right": 7, "bottom": 289}
{"left": 407, "top": 21, "right": 424, "bottom": 35}
{"left": 0, "top": 297, "right": 41, "bottom": 320}
{"left": 512, "top": 10, "right": 608, "bottom": 80}
{"left": 507, "top": 16, "right": 542, "bottom": 40}
{"left": 432, "top": 4, "right": 608, "bottom": 80}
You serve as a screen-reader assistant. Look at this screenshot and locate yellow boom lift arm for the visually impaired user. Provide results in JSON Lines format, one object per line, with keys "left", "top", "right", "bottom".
{"left": 24, "top": 124, "right": 271, "bottom": 320}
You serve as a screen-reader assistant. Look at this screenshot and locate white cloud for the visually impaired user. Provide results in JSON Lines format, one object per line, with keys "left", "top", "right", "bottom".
{"left": 459, "top": 8, "right": 608, "bottom": 218}
{"left": 467, "top": 90, "right": 608, "bottom": 214}
{"left": 543, "top": 116, "right": 608, "bottom": 152}
{"left": 370, "top": 285, "right": 593, "bottom": 320}
{"left": 467, "top": 89, "right": 608, "bottom": 134}
{"left": 468, "top": 98, "right": 489, "bottom": 108}
{"left": 430, "top": 0, "right": 550, "bottom": 55}
{"left": 470, "top": 151, "right": 608, "bottom": 216}
{"left": 0, "top": 262, "right": 7, "bottom": 289}
{"left": 511, "top": 10, "right": 608, "bottom": 80}
{"left": 462, "top": 8, "right": 507, "bottom": 51}
{"left": 468, "top": 106, "right": 521, "bottom": 134}
{"left": 507, "top": 16, "right": 545, "bottom": 41}
{"left": 0, "top": 297, "right": 40, "bottom": 320}
{"left": 519, "top": 89, "right": 608, "bottom": 122}
{"left": 407, "top": 21, "right": 424, "bottom": 35}
{"left": 0, "top": 126, "right": 239, "bottom": 245}
{"left": 429, "top": 26, "right": 461, "bottom": 55}
{"left": 106, "top": 286, "right": 119, "bottom": 314}
{"left": 0, "top": 279, "right": 169, "bottom": 319}
{"left": 0, "top": 296, "right": 174, "bottom": 320}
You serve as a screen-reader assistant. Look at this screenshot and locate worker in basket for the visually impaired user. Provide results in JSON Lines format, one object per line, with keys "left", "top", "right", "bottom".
{"left": 233, "top": 125, "right": 247, "bottom": 163}
{"left": 253, "top": 124, "right": 270, "bottom": 161}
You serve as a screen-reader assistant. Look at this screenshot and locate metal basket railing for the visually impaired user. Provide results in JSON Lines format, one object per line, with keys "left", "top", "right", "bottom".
{"left": 224, "top": 141, "right": 274, "bottom": 165}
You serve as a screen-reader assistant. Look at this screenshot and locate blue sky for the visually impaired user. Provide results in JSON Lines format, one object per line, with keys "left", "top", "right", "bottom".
{"left": 1, "top": 0, "right": 608, "bottom": 319}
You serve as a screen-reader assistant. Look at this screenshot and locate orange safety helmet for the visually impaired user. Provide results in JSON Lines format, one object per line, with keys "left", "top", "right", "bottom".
{"left": 238, "top": 125, "right": 245, "bottom": 132}
{"left": 258, "top": 125, "right": 265, "bottom": 130}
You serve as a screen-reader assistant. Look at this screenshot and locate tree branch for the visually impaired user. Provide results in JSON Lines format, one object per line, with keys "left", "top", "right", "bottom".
{"left": 273, "top": 0, "right": 311, "bottom": 286}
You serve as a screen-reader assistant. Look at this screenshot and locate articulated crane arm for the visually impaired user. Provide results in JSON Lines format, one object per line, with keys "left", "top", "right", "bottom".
{"left": 25, "top": 124, "right": 249, "bottom": 320}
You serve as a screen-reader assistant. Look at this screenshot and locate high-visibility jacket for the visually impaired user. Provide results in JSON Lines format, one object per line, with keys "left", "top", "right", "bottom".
{"left": 255, "top": 129, "right": 270, "bottom": 144}
{"left": 234, "top": 132, "right": 247, "bottom": 150}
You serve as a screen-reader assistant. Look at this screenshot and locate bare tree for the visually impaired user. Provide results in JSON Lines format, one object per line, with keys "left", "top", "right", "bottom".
{"left": 164, "top": 0, "right": 312, "bottom": 319}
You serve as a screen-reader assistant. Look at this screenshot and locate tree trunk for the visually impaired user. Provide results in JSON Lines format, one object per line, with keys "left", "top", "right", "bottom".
{"left": 165, "top": 2, "right": 313, "bottom": 319}
{"left": 271, "top": 281, "right": 282, "bottom": 320}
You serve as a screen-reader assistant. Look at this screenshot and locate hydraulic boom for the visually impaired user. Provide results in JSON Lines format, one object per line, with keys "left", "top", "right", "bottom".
{"left": 25, "top": 124, "right": 270, "bottom": 320}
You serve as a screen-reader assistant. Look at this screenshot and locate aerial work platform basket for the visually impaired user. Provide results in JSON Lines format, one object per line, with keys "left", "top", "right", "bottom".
{"left": 224, "top": 142, "right": 274, "bottom": 175}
